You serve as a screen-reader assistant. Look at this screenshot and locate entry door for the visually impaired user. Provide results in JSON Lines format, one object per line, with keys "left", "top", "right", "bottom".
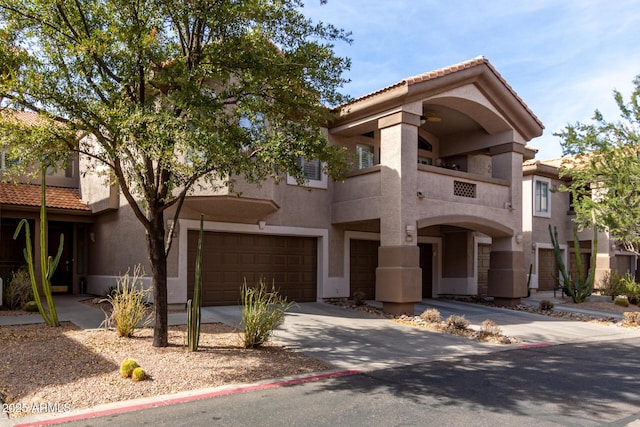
{"left": 419, "top": 243, "right": 433, "bottom": 298}
{"left": 48, "top": 222, "right": 73, "bottom": 293}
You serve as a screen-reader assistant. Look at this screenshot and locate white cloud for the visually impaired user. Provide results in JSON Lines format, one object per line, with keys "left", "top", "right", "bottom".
{"left": 303, "top": 0, "right": 640, "bottom": 158}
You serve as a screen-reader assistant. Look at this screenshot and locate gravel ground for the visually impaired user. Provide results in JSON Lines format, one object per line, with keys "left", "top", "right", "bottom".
{"left": 0, "top": 322, "right": 330, "bottom": 419}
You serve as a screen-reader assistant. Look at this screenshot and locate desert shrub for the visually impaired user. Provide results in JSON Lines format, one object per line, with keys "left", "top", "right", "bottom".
{"left": 3, "top": 267, "right": 33, "bottom": 310}
{"left": 419, "top": 308, "right": 442, "bottom": 324}
{"left": 539, "top": 300, "right": 554, "bottom": 311}
{"left": 131, "top": 367, "right": 146, "bottom": 381}
{"left": 101, "top": 265, "right": 152, "bottom": 337}
{"left": 120, "top": 358, "right": 139, "bottom": 378}
{"left": 598, "top": 270, "right": 624, "bottom": 297}
{"left": 623, "top": 312, "right": 640, "bottom": 326}
{"left": 478, "top": 319, "right": 501, "bottom": 337}
{"left": 24, "top": 301, "right": 39, "bottom": 312}
{"left": 241, "top": 277, "right": 295, "bottom": 348}
{"left": 445, "top": 314, "right": 469, "bottom": 331}
{"left": 352, "top": 291, "right": 366, "bottom": 306}
{"left": 619, "top": 274, "right": 640, "bottom": 302}
{"left": 614, "top": 296, "right": 630, "bottom": 307}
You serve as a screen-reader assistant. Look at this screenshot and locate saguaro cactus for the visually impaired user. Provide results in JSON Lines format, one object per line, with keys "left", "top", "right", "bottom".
{"left": 187, "top": 214, "right": 204, "bottom": 351}
{"left": 12, "top": 166, "right": 61, "bottom": 326}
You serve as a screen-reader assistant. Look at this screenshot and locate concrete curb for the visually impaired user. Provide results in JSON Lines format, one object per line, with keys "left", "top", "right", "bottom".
{"left": 0, "top": 369, "right": 359, "bottom": 427}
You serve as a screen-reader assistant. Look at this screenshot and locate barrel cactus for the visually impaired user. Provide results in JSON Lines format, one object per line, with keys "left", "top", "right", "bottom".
{"left": 131, "top": 367, "right": 146, "bottom": 381}
{"left": 120, "top": 358, "right": 139, "bottom": 378}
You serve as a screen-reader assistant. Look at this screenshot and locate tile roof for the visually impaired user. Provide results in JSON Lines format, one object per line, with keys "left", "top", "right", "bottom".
{"left": 0, "top": 183, "right": 89, "bottom": 211}
{"left": 338, "top": 56, "right": 544, "bottom": 129}
{"left": 523, "top": 157, "right": 569, "bottom": 168}
{"left": 0, "top": 109, "right": 45, "bottom": 126}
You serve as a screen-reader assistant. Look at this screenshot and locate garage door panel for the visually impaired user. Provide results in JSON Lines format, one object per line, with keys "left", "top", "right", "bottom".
{"left": 350, "top": 239, "right": 379, "bottom": 300}
{"left": 538, "top": 249, "right": 558, "bottom": 291}
{"left": 188, "top": 231, "right": 317, "bottom": 306}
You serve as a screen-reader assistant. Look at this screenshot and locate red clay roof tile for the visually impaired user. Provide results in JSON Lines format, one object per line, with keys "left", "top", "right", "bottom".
{"left": 338, "top": 56, "right": 543, "bottom": 129}
{"left": 0, "top": 183, "right": 89, "bottom": 211}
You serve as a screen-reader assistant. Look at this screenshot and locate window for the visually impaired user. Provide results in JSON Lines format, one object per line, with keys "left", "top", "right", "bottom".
{"left": 287, "top": 157, "right": 327, "bottom": 189}
{"left": 298, "top": 157, "right": 321, "bottom": 181}
{"left": 46, "top": 161, "right": 74, "bottom": 178}
{"left": 418, "top": 135, "right": 433, "bottom": 166}
{"left": 0, "top": 151, "right": 20, "bottom": 170}
{"left": 534, "top": 177, "right": 551, "bottom": 217}
{"left": 355, "top": 144, "right": 374, "bottom": 169}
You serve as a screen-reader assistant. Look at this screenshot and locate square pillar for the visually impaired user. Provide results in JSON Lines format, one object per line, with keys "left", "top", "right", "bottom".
{"left": 488, "top": 249, "right": 526, "bottom": 306}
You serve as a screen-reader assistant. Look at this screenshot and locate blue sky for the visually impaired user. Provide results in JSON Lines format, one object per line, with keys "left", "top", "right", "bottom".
{"left": 304, "top": 0, "right": 640, "bottom": 160}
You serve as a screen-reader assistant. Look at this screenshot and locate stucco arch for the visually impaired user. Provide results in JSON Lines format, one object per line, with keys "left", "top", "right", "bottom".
{"left": 423, "top": 84, "right": 514, "bottom": 135}
{"left": 417, "top": 214, "right": 514, "bottom": 238}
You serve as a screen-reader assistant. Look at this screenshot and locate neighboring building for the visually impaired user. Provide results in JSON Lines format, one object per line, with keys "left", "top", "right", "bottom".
{"left": 522, "top": 157, "right": 637, "bottom": 292}
{"left": 2, "top": 57, "right": 545, "bottom": 314}
{"left": 0, "top": 111, "right": 92, "bottom": 293}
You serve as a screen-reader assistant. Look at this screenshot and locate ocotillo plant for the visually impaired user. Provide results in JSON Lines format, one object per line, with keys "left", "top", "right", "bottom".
{"left": 548, "top": 224, "right": 597, "bottom": 303}
{"left": 187, "top": 214, "right": 204, "bottom": 351}
{"left": 12, "top": 165, "right": 61, "bottom": 326}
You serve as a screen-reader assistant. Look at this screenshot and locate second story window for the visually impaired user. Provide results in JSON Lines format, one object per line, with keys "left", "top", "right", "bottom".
{"left": 355, "top": 144, "right": 374, "bottom": 169}
{"left": 0, "top": 151, "right": 20, "bottom": 170}
{"left": 534, "top": 177, "right": 551, "bottom": 217}
{"left": 297, "top": 157, "right": 321, "bottom": 181}
{"left": 287, "top": 157, "right": 327, "bottom": 189}
{"left": 418, "top": 135, "right": 433, "bottom": 166}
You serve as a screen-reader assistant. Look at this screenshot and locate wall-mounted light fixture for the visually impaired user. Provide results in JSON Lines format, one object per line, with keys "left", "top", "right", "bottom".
{"left": 417, "top": 191, "right": 425, "bottom": 199}
{"left": 405, "top": 225, "right": 415, "bottom": 242}
{"left": 89, "top": 232, "right": 96, "bottom": 244}
{"left": 258, "top": 220, "right": 266, "bottom": 230}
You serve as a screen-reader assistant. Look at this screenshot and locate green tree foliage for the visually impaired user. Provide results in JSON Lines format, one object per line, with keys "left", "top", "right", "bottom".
{"left": 0, "top": 1, "right": 351, "bottom": 346}
{"left": 556, "top": 75, "right": 640, "bottom": 253}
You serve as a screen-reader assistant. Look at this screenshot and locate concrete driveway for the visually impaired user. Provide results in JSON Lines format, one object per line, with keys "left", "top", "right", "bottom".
{"left": 199, "top": 298, "right": 640, "bottom": 372}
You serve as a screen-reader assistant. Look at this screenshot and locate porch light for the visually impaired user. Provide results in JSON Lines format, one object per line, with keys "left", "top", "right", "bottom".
{"left": 405, "top": 225, "right": 415, "bottom": 242}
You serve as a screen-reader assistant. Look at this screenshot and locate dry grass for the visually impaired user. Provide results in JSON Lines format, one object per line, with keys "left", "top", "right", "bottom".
{"left": 0, "top": 322, "right": 331, "bottom": 419}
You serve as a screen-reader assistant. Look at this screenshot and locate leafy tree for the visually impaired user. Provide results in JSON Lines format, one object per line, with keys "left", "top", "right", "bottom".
{"left": 0, "top": 0, "right": 351, "bottom": 347}
{"left": 557, "top": 75, "right": 640, "bottom": 254}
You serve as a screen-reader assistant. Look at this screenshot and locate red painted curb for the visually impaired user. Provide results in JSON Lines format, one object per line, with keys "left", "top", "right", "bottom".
{"left": 517, "top": 343, "right": 551, "bottom": 349}
{"left": 13, "top": 370, "right": 361, "bottom": 427}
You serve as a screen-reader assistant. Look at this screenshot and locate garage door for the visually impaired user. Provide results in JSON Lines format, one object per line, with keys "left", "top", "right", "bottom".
{"left": 538, "top": 249, "right": 559, "bottom": 291}
{"left": 350, "top": 239, "right": 379, "bottom": 299}
{"left": 187, "top": 231, "right": 317, "bottom": 306}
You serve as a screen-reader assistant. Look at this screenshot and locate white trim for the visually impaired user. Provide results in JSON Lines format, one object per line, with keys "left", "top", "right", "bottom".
{"left": 532, "top": 242, "right": 567, "bottom": 290}
{"left": 533, "top": 176, "right": 551, "bottom": 218}
{"left": 286, "top": 160, "right": 328, "bottom": 189}
{"left": 175, "top": 219, "right": 330, "bottom": 303}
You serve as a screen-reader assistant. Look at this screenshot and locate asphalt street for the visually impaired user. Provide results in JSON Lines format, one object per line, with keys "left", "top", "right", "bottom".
{"left": 55, "top": 337, "right": 640, "bottom": 427}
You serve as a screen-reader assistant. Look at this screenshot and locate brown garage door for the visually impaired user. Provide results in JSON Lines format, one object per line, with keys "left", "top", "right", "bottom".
{"left": 538, "top": 249, "right": 559, "bottom": 291}
{"left": 187, "top": 231, "right": 317, "bottom": 306}
{"left": 350, "top": 239, "right": 379, "bottom": 299}
{"left": 476, "top": 243, "right": 491, "bottom": 297}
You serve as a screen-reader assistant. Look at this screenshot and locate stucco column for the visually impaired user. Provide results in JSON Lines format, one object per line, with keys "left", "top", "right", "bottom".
{"left": 488, "top": 147, "right": 526, "bottom": 306}
{"left": 375, "top": 111, "right": 422, "bottom": 315}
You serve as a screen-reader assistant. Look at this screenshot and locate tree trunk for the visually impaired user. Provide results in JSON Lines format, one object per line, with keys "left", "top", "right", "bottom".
{"left": 147, "top": 217, "right": 168, "bottom": 348}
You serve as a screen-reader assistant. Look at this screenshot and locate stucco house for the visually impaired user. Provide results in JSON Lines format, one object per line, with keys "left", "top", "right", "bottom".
{"left": 522, "top": 157, "right": 637, "bottom": 292}
{"left": 1, "top": 57, "right": 545, "bottom": 314}
{"left": 0, "top": 111, "right": 91, "bottom": 294}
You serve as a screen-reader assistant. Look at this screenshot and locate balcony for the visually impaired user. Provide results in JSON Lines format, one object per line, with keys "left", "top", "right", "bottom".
{"left": 332, "top": 164, "right": 511, "bottom": 224}
{"left": 417, "top": 164, "right": 510, "bottom": 209}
